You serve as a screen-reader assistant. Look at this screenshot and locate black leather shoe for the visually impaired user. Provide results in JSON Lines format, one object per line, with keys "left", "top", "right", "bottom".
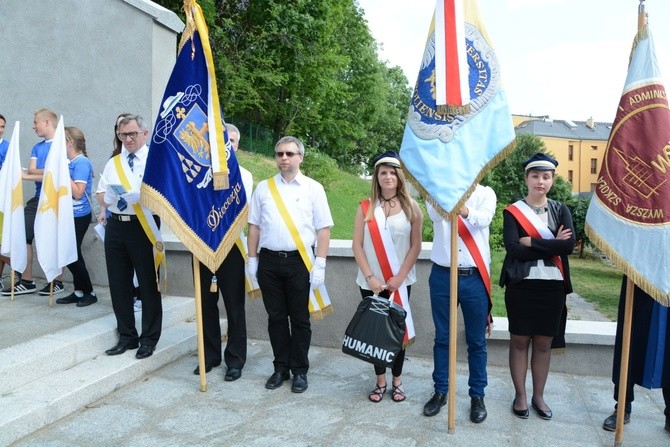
{"left": 423, "top": 392, "right": 447, "bottom": 417}
{"left": 265, "top": 371, "right": 290, "bottom": 390}
{"left": 603, "top": 409, "right": 631, "bottom": 431}
{"left": 512, "top": 398, "right": 529, "bottom": 419}
{"left": 224, "top": 367, "right": 242, "bottom": 381}
{"left": 531, "top": 398, "right": 552, "bottom": 420}
{"left": 470, "top": 396, "right": 487, "bottom": 423}
{"left": 135, "top": 345, "right": 155, "bottom": 359}
{"left": 665, "top": 417, "right": 669, "bottom": 432}
{"left": 291, "top": 374, "right": 308, "bottom": 393}
{"left": 193, "top": 360, "right": 222, "bottom": 375}
{"left": 56, "top": 293, "right": 80, "bottom": 304}
{"left": 105, "top": 341, "right": 139, "bottom": 356}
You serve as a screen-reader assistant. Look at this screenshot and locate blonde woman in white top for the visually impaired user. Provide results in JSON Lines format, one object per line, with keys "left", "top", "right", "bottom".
{"left": 352, "top": 150, "right": 423, "bottom": 403}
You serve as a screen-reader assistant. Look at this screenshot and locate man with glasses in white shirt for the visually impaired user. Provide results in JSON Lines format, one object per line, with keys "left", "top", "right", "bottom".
{"left": 96, "top": 114, "right": 162, "bottom": 360}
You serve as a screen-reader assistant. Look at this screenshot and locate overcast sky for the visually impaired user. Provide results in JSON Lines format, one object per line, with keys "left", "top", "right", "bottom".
{"left": 357, "top": 0, "right": 670, "bottom": 123}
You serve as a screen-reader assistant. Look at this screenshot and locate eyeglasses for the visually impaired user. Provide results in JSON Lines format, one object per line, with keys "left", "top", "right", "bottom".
{"left": 275, "top": 151, "right": 300, "bottom": 158}
{"left": 117, "top": 131, "right": 142, "bottom": 140}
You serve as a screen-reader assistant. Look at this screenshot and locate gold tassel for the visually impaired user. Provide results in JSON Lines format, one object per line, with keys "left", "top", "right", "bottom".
{"left": 213, "top": 172, "right": 229, "bottom": 190}
{"left": 210, "top": 275, "right": 217, "bottom": 293}
{"left": 436, "top": 104, "right": 471, "bottom": 117}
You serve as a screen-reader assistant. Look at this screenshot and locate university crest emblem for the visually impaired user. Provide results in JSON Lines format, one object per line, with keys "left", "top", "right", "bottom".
{"left": 408, "top": 23, "right": 501, "bottom": 143}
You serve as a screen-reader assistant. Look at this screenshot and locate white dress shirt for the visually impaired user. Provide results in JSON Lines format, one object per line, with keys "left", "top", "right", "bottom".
{"left": 248, "top": 172, "right": 333, "bottom": 252}
{"left": 96, "top": 145, "right": 149, "bottom": 215}
{"left": 428, "top": 184, "right": 496, "bottom": 268}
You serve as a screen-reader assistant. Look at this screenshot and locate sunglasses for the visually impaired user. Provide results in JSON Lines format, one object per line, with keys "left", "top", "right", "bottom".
{"left": 275, "top": 151, "right": 300, "bottom": 158}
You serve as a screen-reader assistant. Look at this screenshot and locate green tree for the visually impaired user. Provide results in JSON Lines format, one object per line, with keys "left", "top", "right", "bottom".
{"left": 566, "top": 195, "right": 592, "bottom": 257}
{"left": 153, "top": 0, "right": 410, "bottom": 172}
{"left": 483, "top": 133, "right": 576, "bottom": 248}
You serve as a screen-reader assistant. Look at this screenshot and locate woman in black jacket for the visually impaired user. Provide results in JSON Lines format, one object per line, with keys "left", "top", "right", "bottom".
{"left": 499, "top": 153, "right": 575, "bottom": 421}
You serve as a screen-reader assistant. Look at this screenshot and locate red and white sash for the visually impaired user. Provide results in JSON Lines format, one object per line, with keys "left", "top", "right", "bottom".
{"left": 361, "top": 199, "right": 415, "bottom": 345}
{"left": 505, "top": 200, "right": 565, "bottom": 280}
{"left": 457, "top": 216, "right": 493, "bottom": 330}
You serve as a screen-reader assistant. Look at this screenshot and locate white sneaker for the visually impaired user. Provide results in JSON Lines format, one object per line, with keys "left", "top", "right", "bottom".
{"left": 133, "top": 298, "right": 142, "bottom": 312}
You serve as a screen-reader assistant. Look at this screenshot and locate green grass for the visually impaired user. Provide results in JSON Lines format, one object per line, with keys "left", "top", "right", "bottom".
{"left": 490, "top": 249, "right": 622, "bottom": 319}
{"left": 237, "top": 149, "right": 370, "bottom": 240}
{"left": 237, "top": 149, "right": 623, "bottom": 318}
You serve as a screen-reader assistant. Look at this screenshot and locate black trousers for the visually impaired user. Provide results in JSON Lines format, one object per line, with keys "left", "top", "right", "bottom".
{"left": 258, "top": 249, "right": 311, "bottom": 375}
{"left": 613, "top": 383, "right": 670, "bottom": 417}
{"left": 197, "top": 245, "right": 247, "bottom": 369}
{"left": 105, "top": 217, "right": 162, "bottom": 347}
{"left": 66, "top": 214, "right": 93, "bottom": 293}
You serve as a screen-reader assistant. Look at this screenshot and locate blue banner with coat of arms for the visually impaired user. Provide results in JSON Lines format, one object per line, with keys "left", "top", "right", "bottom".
{"left": 141, "top": 14, "right": 247, "bottom": 273}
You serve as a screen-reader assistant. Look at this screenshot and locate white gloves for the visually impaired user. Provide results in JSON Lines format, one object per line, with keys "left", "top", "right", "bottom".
{"left": 248, "top": 256, "right": 258, "bottom": 282}
{"left": 310, "top": 257, "right": 326, "bottom": 289}
{"left": 121, "top": 190, "right": 141, "bottom": 206}
{"left": 103, "top": 191, "right": 118, "bottom": 206}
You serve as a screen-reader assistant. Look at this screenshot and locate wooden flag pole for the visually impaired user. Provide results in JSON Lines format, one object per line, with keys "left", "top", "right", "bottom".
{"left": 49, "top": 282, "right": 53, "bottom": 307}
{"left": 192, "top": 256, "right": 207, "bottom": 392}
{"left": 447, "top": 213, "right": 459, "bottom": 433}
{"left": 615, "top": 4, "right": 646, "bottom": 444}
{"left": 10, "top": 271, "right": 16, "bottom": 301}
{"left": 614, "top": 278, "right": 635, "bottom": 446}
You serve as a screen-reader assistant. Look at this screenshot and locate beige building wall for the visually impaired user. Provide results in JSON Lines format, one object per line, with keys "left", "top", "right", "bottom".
{"left": 515, "top": 117, "right": 609, "bottom": 194}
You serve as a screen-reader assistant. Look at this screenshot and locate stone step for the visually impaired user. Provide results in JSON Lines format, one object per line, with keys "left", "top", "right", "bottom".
{"left": 0, "top": 317, "right": 198, "bottom": 447}
{"left": 0, "top": 296, "right": 195, "bottom": 395}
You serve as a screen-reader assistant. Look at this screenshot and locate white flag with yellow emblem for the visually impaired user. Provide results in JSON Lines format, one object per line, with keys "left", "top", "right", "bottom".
{"left": 0, "top": 122, "right": 27, "bottom": 273}
{"left": 34, "top": 116, "right": 77, "bottom": 281}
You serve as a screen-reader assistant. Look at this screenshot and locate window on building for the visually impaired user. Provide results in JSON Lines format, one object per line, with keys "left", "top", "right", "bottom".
{"left": 591, "top": 145, "right": 598, "bottom": 151}
{"left": 568, "top": 170, "right": 573, "bottom": 183}
{"left": 591, "top": 183, "right": 597, "bottom": 192}
{"left": 568, "top": 145, "right": 574, "bottom": 161}
{"left": 591, "top": 158, "right": 597, "bottom": 174}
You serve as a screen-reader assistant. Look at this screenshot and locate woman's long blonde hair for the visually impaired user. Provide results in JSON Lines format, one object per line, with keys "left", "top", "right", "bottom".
{"left": 365, "top": 163, "right": 417, "bottom": 222}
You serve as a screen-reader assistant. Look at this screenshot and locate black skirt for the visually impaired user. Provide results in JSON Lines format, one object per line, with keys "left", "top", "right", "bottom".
{"left": 505, "top": 279, "right": 565, "bottom": 337}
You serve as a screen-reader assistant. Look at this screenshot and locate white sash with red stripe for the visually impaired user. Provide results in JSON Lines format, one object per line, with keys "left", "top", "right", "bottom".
{"left": 362, "top": 199, "right": 415, "bottom": 345}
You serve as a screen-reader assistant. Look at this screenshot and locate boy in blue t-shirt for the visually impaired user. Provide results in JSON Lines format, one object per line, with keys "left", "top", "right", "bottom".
{"left": 1, "top": 109, "right": 59, "bottom": 296}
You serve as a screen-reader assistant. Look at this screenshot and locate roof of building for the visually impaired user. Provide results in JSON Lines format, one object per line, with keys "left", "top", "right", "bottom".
{"left": 515, "top": 117, "right": 612, "bottom": 141}
{"left": 123, "top": 0, "right": 184, "bottom": 33}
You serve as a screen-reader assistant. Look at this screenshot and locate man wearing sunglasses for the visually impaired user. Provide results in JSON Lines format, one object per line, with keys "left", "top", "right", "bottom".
{"left": 247, "top": 136, "right": 333, "bottom": 393}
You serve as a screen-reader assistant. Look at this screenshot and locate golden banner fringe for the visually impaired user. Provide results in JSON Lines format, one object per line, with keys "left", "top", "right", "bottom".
{"left": 402, "top": 138, "right": 517, "bottom": 218}
{"left": 629, "top": 25, "right": 649, "bottom": 66}
{"left": 212, "top": 172, "right": 229, "bottom": 191}
{"left": 178, "top": 0, "right": 197, "bottom": 54}
{"left": 585, "top": 222, "right": 670, "bottom": 307}
{"left": 311, "top": 304, "right": 333, "bottom": 321}
{"left": 140, "top": 184, "right": 248, "bottom": 274}
{"left": 437, "top": 104, "right": 471, "bottom": 117}
{"left": 247, "top": 289, "right": 262, "bottom": 300}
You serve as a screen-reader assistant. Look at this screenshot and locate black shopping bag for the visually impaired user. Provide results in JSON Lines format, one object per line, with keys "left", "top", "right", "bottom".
{"left": 342, "top": 295, "right": 407, "bottom": 367}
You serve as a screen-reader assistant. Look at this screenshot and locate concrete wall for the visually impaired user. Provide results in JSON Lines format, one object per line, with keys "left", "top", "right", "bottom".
{"left": 0, "top": 0, "right": 182, "bottom": 201}
{"left": 52, "top": 235, "right": 616, "bottom": 377}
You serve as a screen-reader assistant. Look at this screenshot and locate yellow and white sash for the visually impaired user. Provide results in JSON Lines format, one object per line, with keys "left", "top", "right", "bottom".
{"left": 113, "top": 155, "right": 166, "bottom": 287}
{"left": 267, "top": 177, "right": 332, "bottom": 319}
{"left": 236, "top": 231, "right": 262, "bottom": 299}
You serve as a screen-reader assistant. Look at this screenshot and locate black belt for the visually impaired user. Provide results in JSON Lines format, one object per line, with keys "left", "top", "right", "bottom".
{"left": 438, "top": 265, "right": 478, "bottom": 276}
{"left": 260, "top": 248, "right": 300, "bottom": 258}
{"left": 110, "top": 213, "right": 139, "bottom": 222}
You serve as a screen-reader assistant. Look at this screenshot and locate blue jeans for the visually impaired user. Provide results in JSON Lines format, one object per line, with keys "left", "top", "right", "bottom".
{"left": 429, "top": 263, "right": 488, "bottom": 397}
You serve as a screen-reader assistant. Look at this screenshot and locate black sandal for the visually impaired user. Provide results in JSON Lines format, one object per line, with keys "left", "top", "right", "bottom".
{"left": 368, "top": 384, "right": 387, "bottom": 403}
{"left": 391, "top": 382, "right": 406, "bottom": 402}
